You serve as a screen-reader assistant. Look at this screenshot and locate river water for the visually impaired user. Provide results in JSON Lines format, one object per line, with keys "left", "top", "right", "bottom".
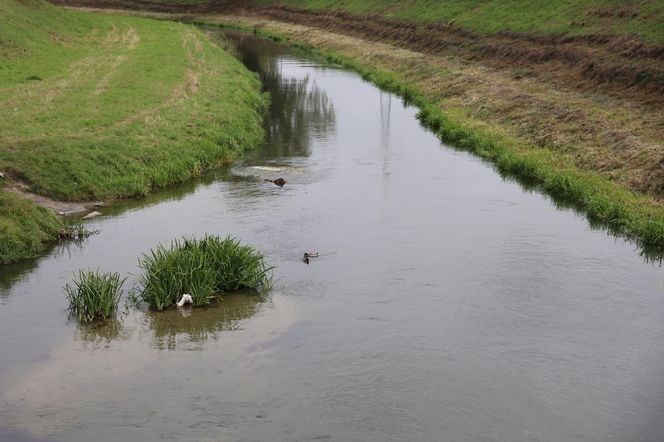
{"left": 1, "top": 31, "right": 663, "bottom": 442}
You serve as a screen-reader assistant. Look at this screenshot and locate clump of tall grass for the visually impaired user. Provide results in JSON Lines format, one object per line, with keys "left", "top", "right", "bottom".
{"left": 64, "top": 270, "right": 125, "bottom": 323}
{"left": 137, "top": 235, "right": 272, "bottom": 311}
{"left": 58, "top": 222, "right": 99, "bottom": 241}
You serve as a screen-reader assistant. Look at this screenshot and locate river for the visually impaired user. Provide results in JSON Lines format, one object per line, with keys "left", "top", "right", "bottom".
{"left": 0, "top": 30, "right": 663, "bottom": 442}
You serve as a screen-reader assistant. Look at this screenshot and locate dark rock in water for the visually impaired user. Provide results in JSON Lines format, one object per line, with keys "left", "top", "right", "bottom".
{"left": 263, "top": 178, "right": 286, "bottom": 187}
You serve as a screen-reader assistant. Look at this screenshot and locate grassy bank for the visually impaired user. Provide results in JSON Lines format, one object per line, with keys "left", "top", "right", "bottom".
{"left": 83, "top": 0, "right": 664, "bottom": 43}
{"left": 257, "top": 0, "right": 664, "bottom": 44}
{"left": 188, "top": 16, "right": 664, "bottom": 255}
{"left": 0, "top": 0, "right": 267, "bottom": 263}
{"left": 0, "top": 190, "right": 62, "bottom": 264}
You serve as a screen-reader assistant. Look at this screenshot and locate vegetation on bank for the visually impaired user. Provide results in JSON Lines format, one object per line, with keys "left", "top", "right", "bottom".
{"left": 0, "top": 0, "right": 268, "bottom": 263}
{"left": 65, "top": 269, "right": 125, "bottom": 323}
{"left": 137, "top": 236, "right": 272, "bottom": 311}
{"left": 0, "top": 190, "right": 62, "bottom": 264}
{"left": 117, "top": 0, "right": 664, "bottom": 43}
{"left": 256, "top": 0, "right": 664, "bottom": 44}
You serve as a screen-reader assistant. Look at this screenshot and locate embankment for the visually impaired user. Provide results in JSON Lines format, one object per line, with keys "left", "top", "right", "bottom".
{"left": 45, "top": 1, "right": 664, "bottom": 253}
{"left": 0, "top": 0, "right": 267, "bottom": 263}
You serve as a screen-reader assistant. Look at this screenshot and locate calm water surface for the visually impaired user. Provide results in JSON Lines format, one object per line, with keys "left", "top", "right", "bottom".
{"left": 1, "top": 31, "right": 663, "bottom": 442}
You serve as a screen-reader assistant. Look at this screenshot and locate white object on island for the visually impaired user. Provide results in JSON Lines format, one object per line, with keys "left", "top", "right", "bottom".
{"left": 176, "top": 294, "right": 193, "bottom": 307}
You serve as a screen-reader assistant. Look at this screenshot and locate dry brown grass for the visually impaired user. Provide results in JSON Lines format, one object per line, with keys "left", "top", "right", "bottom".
{"left": 252, "top": 6, "right": 664, "bottom": 108}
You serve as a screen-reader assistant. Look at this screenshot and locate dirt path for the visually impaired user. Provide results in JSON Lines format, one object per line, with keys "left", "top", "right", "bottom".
{"left": 4, "top": 177, "right": 94, "bottom": 215}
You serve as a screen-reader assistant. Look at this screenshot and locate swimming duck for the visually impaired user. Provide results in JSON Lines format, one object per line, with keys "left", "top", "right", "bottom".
{"left": 303, "top": 252, "right": 319, "bottom": 264}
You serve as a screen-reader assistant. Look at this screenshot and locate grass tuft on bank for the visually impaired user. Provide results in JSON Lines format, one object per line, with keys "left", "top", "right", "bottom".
{"left": 0, "top": 190, "right": 62, "bottom": 264}
{"left": 0, "top": 0, "right": 268, "bottom": 263}
{"left": 137, "top": 235, "right": 272, "bottom": 311}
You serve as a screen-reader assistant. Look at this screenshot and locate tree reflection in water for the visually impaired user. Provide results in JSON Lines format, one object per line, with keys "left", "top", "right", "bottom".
{"left": 230, "top": 31, "right": 337, "bottom": 160}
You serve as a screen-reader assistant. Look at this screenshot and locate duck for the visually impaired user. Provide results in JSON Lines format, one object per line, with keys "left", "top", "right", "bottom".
{"left": 303, "top": 252, "right": 319, "bottom": 264}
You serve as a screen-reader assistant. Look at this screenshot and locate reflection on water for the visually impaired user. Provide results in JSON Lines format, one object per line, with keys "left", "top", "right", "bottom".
{"left": 70, "top": 292, "right": 266, "bottom": 351}
{"left": 490, "top": 166, "right": 664, "bottom": 264}
{"left": 0, "top": 259, "right": 40, "bottom": 301}
{"left": 76, "top": 318, "right": 128, "bottom": 348}
{"left": 263, "top": 75, "right": 335, "bottom": 155}
{"left": 233, "top": 31, "right": 336, "bottom": 159}
{"left": 146, "top": 293, "right": 266, "bottom": 351}
{"left": 0, "top": 238, "right": 102, "bottom": 302}
{"left": 103, "top": 168, "right": 228, "bottom": 217}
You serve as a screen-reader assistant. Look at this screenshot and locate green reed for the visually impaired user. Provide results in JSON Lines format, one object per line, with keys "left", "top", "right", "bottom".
{"left": 137, "top": 235, "right": 272, "bottom": 311}
{"left": 64, "top": 270, "right": 125, "bottom": 323}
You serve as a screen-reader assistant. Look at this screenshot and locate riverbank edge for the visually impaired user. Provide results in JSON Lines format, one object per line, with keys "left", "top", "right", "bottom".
{"left": 194, "top": 17, "right": 664, "bottom": 255}
{"left": 2, "top": 115, "right": 269, "bottom": 265}
{"left": 0, "top": 190, "right": 62, "bottom": 265}
{"left": 0, "top": 13, "right": 269, "bottom": 265}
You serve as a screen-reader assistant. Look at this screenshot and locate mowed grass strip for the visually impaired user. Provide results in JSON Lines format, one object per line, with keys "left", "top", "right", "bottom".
{"left": 0, "top": 0, "right": 268, "bottom": 263}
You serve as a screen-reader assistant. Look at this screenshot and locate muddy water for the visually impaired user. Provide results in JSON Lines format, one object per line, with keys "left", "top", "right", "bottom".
{"left": 1, "top": 31, "right": 664, "bottom": 442}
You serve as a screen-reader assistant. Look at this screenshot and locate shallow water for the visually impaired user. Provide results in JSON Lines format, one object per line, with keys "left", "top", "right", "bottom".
{"left": 1, "top": 31, "right": 663, "bottom": 442}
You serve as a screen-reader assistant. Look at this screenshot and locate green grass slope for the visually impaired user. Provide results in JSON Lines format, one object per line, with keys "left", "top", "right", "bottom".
{"left": 258, "top": 0, "right": 664, "bottom": 43}
{"left": 0, "top": 0, "right": 267, "bottom": 263}
{"left": 0, "top": 191, "right": 62, "bottom": 264}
